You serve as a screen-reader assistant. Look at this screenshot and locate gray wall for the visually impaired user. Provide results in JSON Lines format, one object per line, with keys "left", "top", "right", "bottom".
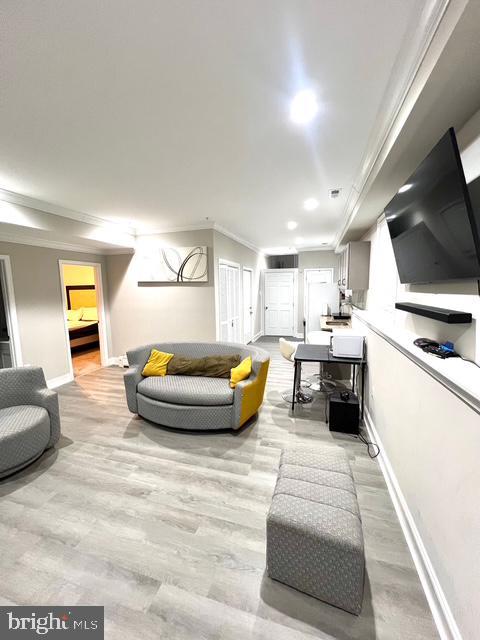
{"left": 356, "top": 108, "right": 480, "bottom": 639}
{"left": 0, "top": 241, "right": 108, "bottom": 381}
{"left": 106, "top": 229, "right": 216, "bottom": 356}
{"left": 213, "top": 231, "right": 265, "bottom": 338}
{"left": 297, "top": 250, "right": 339, "bottom": 334}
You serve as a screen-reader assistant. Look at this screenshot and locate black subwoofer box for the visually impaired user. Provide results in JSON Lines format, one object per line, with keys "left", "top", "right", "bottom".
{"left": 328, "top": 391, "right": 359, "bottom": 435}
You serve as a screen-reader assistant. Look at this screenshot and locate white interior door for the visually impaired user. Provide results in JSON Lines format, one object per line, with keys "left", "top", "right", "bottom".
{"left": 264, "top": 270, "right": 295, "bottom": 336}
{"left": 219, "top": 262, "right": 241, "bottom": 342}
{"left": 242, "top": 268, "right": 253, "bottom": 344}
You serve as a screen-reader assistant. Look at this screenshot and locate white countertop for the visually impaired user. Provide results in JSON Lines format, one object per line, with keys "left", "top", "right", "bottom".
{"left": 352, "top": 309, "right": 480, "bottom": 414}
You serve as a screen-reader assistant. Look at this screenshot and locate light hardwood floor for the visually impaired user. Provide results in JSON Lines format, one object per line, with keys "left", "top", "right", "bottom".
{"left": 72, "top": 347, "right": 102, "bottom": 378}
{"left": 0, "top": 339, "right": 438, "bottom": 639}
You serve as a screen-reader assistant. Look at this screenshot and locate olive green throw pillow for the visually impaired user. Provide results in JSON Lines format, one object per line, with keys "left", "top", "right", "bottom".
{"left": 167, "top": 354, "right": 241, "bottom": 378}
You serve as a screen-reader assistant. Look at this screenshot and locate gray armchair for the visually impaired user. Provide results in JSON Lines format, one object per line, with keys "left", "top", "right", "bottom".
{"left": 124, "top": 342, "right": 270, "bottom": 431}
{"left": 0, "top": 366, "right": 61, "bottom": 478}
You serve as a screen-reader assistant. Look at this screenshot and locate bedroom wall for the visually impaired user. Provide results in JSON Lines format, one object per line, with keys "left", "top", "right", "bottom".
{"left": 296, "top": 250, "right": 339, "bottom": 334}
{"left": 106, "top": 229, "right": 216, "bottom": 357}
{"left": 62, "top": 264, "right": 95, "bottom": 287}
{"left": 0, "top": 241, "right": 109, "bottom": 382}
{"left": 212, "top": 230, "right": 266, "bottom": 339}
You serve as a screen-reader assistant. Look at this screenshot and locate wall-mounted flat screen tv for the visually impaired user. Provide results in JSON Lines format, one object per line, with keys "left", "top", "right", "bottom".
{"left": 385, "top": 128, "right": 480, "bottom": 284}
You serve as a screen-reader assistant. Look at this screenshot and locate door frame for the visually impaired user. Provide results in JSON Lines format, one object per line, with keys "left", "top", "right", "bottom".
{"left": 242, "top": 266, "right": 254, "bottom": 344}
{"left": 0, "top": 255, "right": 23, "bottom": 366}
{"left": 216, "top": 258, "right": 241, "bottom": 342}
{"left": 263, "top": 268, "right": 298, "bottom": 337}
{"left": 58, "top": 259, "right": 109, "bottom": 378}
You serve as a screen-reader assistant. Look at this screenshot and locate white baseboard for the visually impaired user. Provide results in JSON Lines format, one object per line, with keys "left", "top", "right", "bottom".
{"left": 252, "top": 331, "right": 263, "bottom": 343}
{"left": 47, "top": 373, "right": 73, "bottom": 389}
{"left": 363, "top": 407, "right": 462, "bottom": 640}
{"left": 107, "top": 356, "right": 125, "bottom": 367}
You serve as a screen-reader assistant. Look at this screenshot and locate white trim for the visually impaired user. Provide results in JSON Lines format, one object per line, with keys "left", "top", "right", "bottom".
{"left": 0, "top": 187, "right": 137, "bottom": 235}
{"left": 140, "top": 222, "right": 261, "bottom": 254}
{"left": 297, "top": 245, "right": 334, "bottom": 252}
{"left": 252, "top": 330, "right": 263, "bottom": 343}
{"left": 213, "top": 224, "right": 260, "bottom": 253}
{"left": 0, "top": 188, "right": 260, "bottom": 254}
{"left": 363, "top": 407, "right": 462, "bottom": 640}
{"left": 0, "top": 230, "right": 134, "bottom": 256}
{"left": 218, "top": 257, "right": 241, "bottom": 269}
{"left": 138, "top": 221, "right": 216, "bottom": 235}
{"left": 58, "top": 260, "right": 110, "bottom": 378}
{"left": 242, "top": 266, "right": 254, "bottom": 344}
{"left": 47, "top": 373, "right": 74, "bottom": 389}
{"left": 353, "top": 309, "right": 480, "bottom": 415}
{"left": 0, "top": 254, "right": 23, "bottom": 366}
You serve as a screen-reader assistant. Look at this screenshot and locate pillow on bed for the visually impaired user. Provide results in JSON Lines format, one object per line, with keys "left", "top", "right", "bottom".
{"left": 67, "top": 308, "right": 83, "bottom": 322}
{"left": 81, "top": 307, "right": 98, "bottom": 321}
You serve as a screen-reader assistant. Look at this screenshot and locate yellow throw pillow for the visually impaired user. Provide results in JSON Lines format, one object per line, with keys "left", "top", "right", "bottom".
{"left": 142, "top": 349, "right": 174, "bottom": 377}
{"left": 230, "top": 356, "right": 252, "bottom": 388}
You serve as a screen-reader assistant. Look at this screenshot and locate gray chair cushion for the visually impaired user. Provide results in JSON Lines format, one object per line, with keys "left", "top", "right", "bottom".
{"left": 138, "top": 375, "right": 234, "bottom": 406}
{"left": 0, "top": 405, "right": 51, "bottom": 476}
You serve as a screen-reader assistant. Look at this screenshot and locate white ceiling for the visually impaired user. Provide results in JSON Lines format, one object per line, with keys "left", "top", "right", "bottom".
{"left": 0, "top": 0, "right": 423, "bottom": 251}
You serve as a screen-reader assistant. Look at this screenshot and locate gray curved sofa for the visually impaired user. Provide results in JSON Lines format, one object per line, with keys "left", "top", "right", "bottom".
{"left": 124, "top": 342, "right": 270, "bottom": 431}
{"left": 0, "top": 367, "right": 61, "bottom": 479}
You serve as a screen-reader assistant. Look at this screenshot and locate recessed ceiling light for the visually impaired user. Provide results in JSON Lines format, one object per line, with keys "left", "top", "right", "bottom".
{"left": 287, "top": 221, "right": 298, "bottom": 230}
{"left": 289, "top": 89, "right": 319, "bottom": 125}
{"left": 398, "top": 183, "right": 413, "bottom": 194}
{"left": 303, "top": 198, "right": 319, "bottom": 211}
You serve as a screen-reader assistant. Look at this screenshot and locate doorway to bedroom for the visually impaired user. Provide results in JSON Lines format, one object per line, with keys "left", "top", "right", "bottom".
{"left": 59, "top": 261, "right": 107, "bottom": 379}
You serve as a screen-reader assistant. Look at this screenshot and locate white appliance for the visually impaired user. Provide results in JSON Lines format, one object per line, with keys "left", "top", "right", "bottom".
{"left": 305, "top": 282, "right": 339, "bottom": 332}
{"left": 330, "top": 335, "right": 364, "bottom": 359}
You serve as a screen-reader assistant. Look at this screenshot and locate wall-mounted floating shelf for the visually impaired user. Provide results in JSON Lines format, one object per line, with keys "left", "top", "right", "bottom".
{"left": 395, "top": 302, "right": 472, "bottom": 324}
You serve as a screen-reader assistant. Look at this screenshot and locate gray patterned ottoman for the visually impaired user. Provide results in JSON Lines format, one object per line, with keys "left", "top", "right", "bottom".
{"left": 266, "top": 445, "right": 365, "bottom": 614}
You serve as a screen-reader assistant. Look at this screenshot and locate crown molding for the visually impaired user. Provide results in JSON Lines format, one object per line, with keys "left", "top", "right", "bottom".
{"left": 297, "top": 245, "right": 334, "bottom": 253}
{"left": 0, "top": 187, "right": 138, "bottom": 235}
{"left": 136, "top": 221, "right": 216, "bottom": 236}
{"left": 333, "top": 0, "right": 454, "bottom": 249}
{"left": 137, "top": 221, "right": 261, "bottom": 254}
{"left": 0, "top": 230, "right": 134, "bottom": 255}
{"left": 212, "top": 223, "right": 260, "bottom": 253}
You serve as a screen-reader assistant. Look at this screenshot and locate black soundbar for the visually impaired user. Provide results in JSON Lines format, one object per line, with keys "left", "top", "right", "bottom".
{"left": 395, "top": 302, "right": 472, "bottom": 324}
